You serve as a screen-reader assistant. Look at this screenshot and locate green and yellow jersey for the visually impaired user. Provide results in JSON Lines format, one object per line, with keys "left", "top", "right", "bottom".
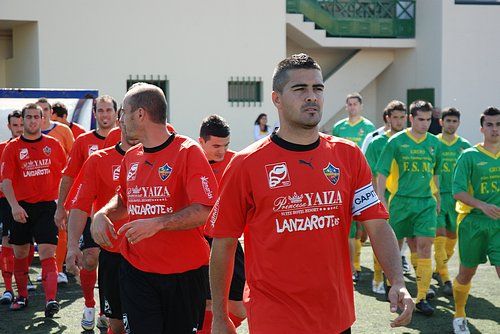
{"left": 366, "top": 131, "right": 390, "bottom": 173}
{"left": 376, "top": 129, "right": 441, "bottom": 198}
{"left": 453, "top": 144, "right": 500, "bottom": 220}
{"left": 438, "top": 134, "right": 471, "bottom": 194}
{"left": 332, "top": 117, "right": 375, "bottom": 147}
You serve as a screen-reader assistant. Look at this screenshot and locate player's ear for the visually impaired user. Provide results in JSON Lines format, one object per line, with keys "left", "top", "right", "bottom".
{"left": 439, "top": 118, "right": 443, "bottom": 127}
{"left": 272, "top": 91, "right": 280, "bottom": 108}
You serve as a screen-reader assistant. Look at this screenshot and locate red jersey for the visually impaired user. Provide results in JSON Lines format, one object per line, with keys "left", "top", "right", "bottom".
{"left": 69, "top": 122, "right": 86, "bottom": 139}
{"left": 70, "top": 144, "right": 127, "bottom": 253}
{"left": 210, "top": 150, "right": 235, "bottom": 184}
{"left": 0, "top": 139, "right": 12, "bottom": 198}
{"left": 119, "top": 134, "right": 218, "bottom": 274}
{"left": 0, "top": 135, "right": 66, "bottom": 203}
{"left": 104, "top": 124, "right": 177, "bottom": 148}
{"left": 63, "top": 130, "right": 107, "bottom": 178}
{"left": 206, "top": 133, "right": 389, "bottom": 334}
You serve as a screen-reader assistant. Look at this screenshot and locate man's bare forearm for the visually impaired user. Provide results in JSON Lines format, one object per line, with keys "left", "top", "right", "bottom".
{"left": 67, "top": 209, "right": 89, "bottom": 248}
{"left": 159, "top": 203, "right": 212, "bottom": 231}
{"left": 362, "top": 219, "right": 404, "bottom": 285}
{"left": 2, "top": 179, "right": 19, "bottom": 208}
{"left": 57, "top": 175, "right": 74, "bottom": 207}
{"left": 210, "top": 238, "right": 238, "bottom": 320}
{"left": 377, "top": 174, "right": 388, "bottom": 201}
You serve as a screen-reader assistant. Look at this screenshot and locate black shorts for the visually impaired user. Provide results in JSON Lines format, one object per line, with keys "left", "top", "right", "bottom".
{"left": 120, "top": 259, "right": 207, "bottom": 334}
{"left": 79, "top": 217, "right": 99, "bottom": 250}
{"left": 0, "top": 197, "right": 15, "bottom": 238}
{"left": 98, "top": 249, "right": 123, "bottom": 320}
{"left": 9, "top": 201, "right": 58, "bottom": 246}
{"left": 206, "top": 238, "right": 245, "bottom": 301}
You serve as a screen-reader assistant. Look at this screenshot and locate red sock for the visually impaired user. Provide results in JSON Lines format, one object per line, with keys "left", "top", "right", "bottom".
{"left": 229, "top": 312, "right": 245, "bottom": 328}
{"left": 80, "top": 268, "right": 96, "bottom": 307}
{"left": 106, "top": 328, "right": 114, "bottom": 334}
{"left": 28, "top": 245, "right": 35, "bottom": 266}
{"left": 1, "top": 246, "right": 14, "bottom": 291}
{"left": 41, "top": 257, "right": 58, "bottom": 301}
{"left": 197, "top": 310, "right": 212, "bottom": 334}
{"left": 14, "top": 256, "right": 29, "bottom": 298}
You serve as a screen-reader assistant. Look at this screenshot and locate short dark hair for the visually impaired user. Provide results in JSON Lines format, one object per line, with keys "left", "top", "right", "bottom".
{"left": 200, "top": 115, "right": 230, "bottom": 141}
{"left": 52, "top": 102, "right": 68, "bottom": 117}
{"left": 21, "top": 103, "right": 43, "bottom": 117}
{"left": 480, "top": 106, "right": 500, "bottom": 126}
{"left": 93, "top": 95, "right": 118, "bottom": 112}
{"left": 409, "top": 100, "right": 433, "bottom": 117}
{"left": 346, "top": 93, "right": 362, "bottom": 104}
{"left": 441, "top": 107, "right": 461, "bottom": 121}
{"left": 36, "top": 98, "right": 51, "bottom": 109}
{"left": 126, "top": 83, "right": 167, "bottom": 124}
{"left": 7, "top": 110, "right": 22, "bottom": 124}
{"left": 272, "top": 53, "right": 322, "bottom": 93}
{"left": 384, "top": 100, "right": 406, "bottom": 117}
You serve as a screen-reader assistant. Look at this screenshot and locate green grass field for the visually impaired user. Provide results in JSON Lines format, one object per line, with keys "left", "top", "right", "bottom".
{"left": 0, "top": 244, "right": 498, "bottom": 333}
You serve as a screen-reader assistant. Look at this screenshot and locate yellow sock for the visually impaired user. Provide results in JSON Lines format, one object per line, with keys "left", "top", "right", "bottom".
{"left": 434, "top": 236, "right": 448, "bottom": 279}
{"left": 410, "top": 252, "right": 418, "bottom": 271}
{"left": 373, "top": 254, "right": 383, "bottom": 283}
{"left": 354, "top": 239, "right": 362, "bottom": 272}
{"left": 416, "top": 258, "right": 432, "bottom": 302}
{"left": 453, "top": 279, "right": 471, "bottom": 318}
{"left": 446, "top": 237, "right": 457, "bottom": 260}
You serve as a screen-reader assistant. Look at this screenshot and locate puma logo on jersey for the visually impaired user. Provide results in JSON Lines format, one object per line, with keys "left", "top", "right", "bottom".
{"left": 265, "top": 162, "right": 291, "bottom": 189}
{"left": 298, "top": 158, "right": 314, "bottom": 169}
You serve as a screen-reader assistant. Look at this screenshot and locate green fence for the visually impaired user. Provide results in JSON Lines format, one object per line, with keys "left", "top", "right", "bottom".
{"left": 287, "top": 0, "right": 415, "bottom": 38}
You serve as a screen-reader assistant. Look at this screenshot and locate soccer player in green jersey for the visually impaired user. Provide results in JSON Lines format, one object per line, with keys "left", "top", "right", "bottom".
{"left": 433, "top": 108, "right": 471, "bottom": 296}
{"left": 332, "top": 93, "right": 376, "bottom": 280}
{"left": 451, "top": 107, "right": 500, "bottom": 334}
{"left": 376, "top": 100, "right": 442, "bottom": 316}
{"left": 365, "top": 100, "right": 407, "bottom": 294}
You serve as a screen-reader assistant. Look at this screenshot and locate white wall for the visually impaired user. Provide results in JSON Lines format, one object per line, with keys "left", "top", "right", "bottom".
{"left": 440, "top": 0, "right": 500, "bottom": 144}
{"left": 5, "top": 22, "right": 39, "bottom": 87}
{"left": 0, "top": 0, "right": 286, "bottom": 150}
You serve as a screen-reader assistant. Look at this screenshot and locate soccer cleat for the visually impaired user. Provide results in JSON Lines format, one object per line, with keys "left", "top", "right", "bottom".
{"left": 453, "top": 317, "right": 470, "bottom": 334}
{"left": 57, "top": 272, "right": 68, "bottom": 284}
{"left": 372, "top": 281, "right": 386, "bottom": 295}
{"left": 402, "top": 256, "right": 411, "bottom": 275}
{"left": 81, "top": 306, "right": 96, "bottom": 330}
{"left": 443, "top": 281, "right": 453, "bottom": 296}
{"left": 415, "top": 299, "right": 434, "bottom": 316}
{"left": 27, "top": 277, "right": 36, "bottom": 291}
{"left": 352, "top": 271, "right": 360, "bottom": 282}
{"left": 426, "top": 287, "right": 436, "bottom": 300}
{"left": 432, "top": 271, "right": 443, "bottom": 285}
{"left": 10, "top": 296, "right": 28, "bottom": 311}
{"left": 96, "top": 314, "right": 109, "bottom": 330}
{"left": 45, "top": 300, "right": 60, "bottom": 318}
{"left": 0, "top": 291, "right": 14, "bottom": 304}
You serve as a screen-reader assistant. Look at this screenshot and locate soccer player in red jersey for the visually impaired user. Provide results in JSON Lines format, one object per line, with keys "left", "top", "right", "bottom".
{"left": 93, "top": 83, "right": 218, "bottom": 334}
{"left": 207, "top": 54, "right": 414, "bottom": 334}
{"left": 58, "top": 95, "right": 118, "bottom": 330}
{"left": 196, "top": 115, "right": 246, "bottom": 334}
{"left": 0, "top": 103, "right": 66, "bottom": 317}
{"left": 51, "top": 102, "right": 86, "bottom": 139}
{"left": 69, "top": 119, "right": 138, "bottom": 334}
{"left": 0, "top": 110, "right": 25, "bottom": 304}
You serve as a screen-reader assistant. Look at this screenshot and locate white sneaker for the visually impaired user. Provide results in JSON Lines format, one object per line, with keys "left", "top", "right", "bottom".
{"left": 96, "top": 314, "right": 109, "bottom": 329}
{"left": 81, "top": 306, "right": 96, "bottom": 330}
{"left": 57, "top": 272, "right": 68, "bottom": 284}
{"left": 0, "top": 290, "right": 13, "bottom": 304}
{"left": 372, "top": 281, "right": 386, "bottom": 294}
{"left": 453, "top": 317, "right": 470, "bottom": 334}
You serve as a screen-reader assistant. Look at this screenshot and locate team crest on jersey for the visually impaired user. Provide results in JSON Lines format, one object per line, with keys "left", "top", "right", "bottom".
{"left": 19, "top": 148, "right": 29, "bottom": 160}
{"left": 323, "top": 163, "right": 340, "bottom": 185}
{"left": 43, "top": 146, "right": 51, "bottom": 156}
{"left": 158, "top": 163, "right": 172, "bottom": 181}
{"left": 265, "top": 162, "right": 291, "bottom": 189}
{"left": 127, "top": 163, "right": 139, "bottom": 181}
{"left": 112, "top": 165, "right": 121, "bottom": 181}
{"left": 88, "top": 144, "right": 99, "bottom": 156}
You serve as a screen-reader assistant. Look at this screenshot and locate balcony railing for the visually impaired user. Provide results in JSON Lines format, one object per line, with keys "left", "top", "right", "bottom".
{"left": 287, "top": 0, "right": 416, "bottom": 38}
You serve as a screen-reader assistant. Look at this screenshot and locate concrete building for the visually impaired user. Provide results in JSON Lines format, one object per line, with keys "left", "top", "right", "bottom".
{"left": 1, "top": 0, "right": 499, "bottom": 147}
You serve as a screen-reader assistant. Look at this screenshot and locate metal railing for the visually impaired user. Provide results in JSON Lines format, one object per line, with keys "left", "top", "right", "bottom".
{"left": 287, "top": 0, "right": 416, "bottom": 38}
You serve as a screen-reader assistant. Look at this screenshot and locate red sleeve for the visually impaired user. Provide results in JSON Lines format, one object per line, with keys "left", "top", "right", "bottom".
{"left": 350, "top": 146, "right": 388, "bottom": 222}
{"left": 185, "top": 145, "right": 218, "bottom": 206}
{"left": 70, "top": 154, "right": 99, "bottom": 214}
{"left": 63, "top": 138, "right": 83, "bottom": 178}
{"left": 0, "top": 142, "right": 16, "bottom": 181}
{"left": 205, "top": 155, "right": 250, "bottom": 238}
